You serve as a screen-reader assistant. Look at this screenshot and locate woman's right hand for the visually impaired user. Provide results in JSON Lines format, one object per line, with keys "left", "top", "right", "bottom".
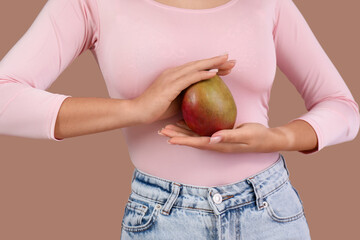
{"left": 133, "top": 54, "right": 236, "bottom": 124}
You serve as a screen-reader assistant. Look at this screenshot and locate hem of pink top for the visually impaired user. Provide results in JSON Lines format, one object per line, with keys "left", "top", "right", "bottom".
{"left": 49, "top": 95, "right": 72, "bottom": 141}
{"left": 289, "top": 117, "right": 323, "bottom": 155}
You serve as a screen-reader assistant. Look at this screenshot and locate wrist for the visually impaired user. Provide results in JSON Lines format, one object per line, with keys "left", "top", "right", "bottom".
{"left": 131, "top": 96, "right": 157, "bottom": 125}
{"left": 116, "top": 98, "right": 147, "bottom": 126}
{"left": 270, "top": 120, "right": 319, "bottom": 152}
{"left": 269, "top": 126, "right": 294, "bottom": 151}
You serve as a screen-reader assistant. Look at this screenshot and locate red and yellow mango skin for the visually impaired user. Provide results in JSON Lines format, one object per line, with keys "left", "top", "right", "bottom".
{"left": 181, "top": 75, "right": 237, "bottom": 136}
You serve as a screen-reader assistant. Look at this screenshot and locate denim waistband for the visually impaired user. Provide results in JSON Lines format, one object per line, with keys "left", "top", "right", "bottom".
{"left": 129, "top": 154, "right": 290, "bottom": 216}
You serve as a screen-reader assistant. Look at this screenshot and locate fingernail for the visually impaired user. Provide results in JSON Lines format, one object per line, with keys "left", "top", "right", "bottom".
{"left": 167, "top": 139, "right": 174, "bottom": 145}
{"left": 209, "top": 136, "right": 222, "bottom": 144}
{"left": 219, "top": 52, "right": 229, "bottom": 57}
{"left": 209, "top": 68, "right": 218, "bottom": 72}
{"left": 228, "top": 59, "right": 236, "bottom": 64}
{"left": 158, "top": 129, "right": 165, "bottom": 136}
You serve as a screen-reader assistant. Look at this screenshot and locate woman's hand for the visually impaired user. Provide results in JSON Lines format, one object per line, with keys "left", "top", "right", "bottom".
{"left": 158, "top": 119, "right": 289, "bottom": 153}
{"left": 132, "top": 54, "right": 236, "bottom": 124}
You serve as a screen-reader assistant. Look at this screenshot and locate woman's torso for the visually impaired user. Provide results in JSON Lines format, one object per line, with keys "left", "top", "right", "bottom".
{"left": 92, "top": 0, "right": 280, "bottom": 187}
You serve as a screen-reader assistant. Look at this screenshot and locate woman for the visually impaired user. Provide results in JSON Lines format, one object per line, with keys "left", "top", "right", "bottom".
{"left": 0, "top": 0, "right": 358, "bottom": 239}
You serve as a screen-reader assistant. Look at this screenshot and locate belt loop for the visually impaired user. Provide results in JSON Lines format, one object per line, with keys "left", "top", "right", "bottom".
{"left": 161, "top": 182, "right": 182, "bottom": 216}
{"left": 131, "top": 169, "right": 137, "bottom": 183}
{"left": 280, "top": 154, "right": 290, "bottom": 178}
{"left": 246, "top": 177, "right": 265, "bottom": 211}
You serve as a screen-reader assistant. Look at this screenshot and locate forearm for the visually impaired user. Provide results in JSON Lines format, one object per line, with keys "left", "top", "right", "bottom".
{"left": 54, "top": 97, "right": 142, "bottom": 140}
{"left": 271, "top": 119, "right": 318, "bottom": 153}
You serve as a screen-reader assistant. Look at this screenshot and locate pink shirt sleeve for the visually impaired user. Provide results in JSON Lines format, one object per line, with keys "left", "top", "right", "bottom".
{"left": 273, "top": 0, "right": 360, "bottom": 153}
{"left": 0, "top": 0, "right": 99, "bottom": 140}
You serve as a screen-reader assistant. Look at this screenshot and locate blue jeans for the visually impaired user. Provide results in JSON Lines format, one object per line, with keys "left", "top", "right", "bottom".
{"left": 120, "top": 154, "right": 311, "bottom": 239}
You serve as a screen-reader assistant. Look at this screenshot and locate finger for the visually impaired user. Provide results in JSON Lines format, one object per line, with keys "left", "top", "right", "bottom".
{"left": 180, "top": 70, "right": 218, "bottom": 88}
{"left": 212, "top": 61, "right": 236, "bottom": 76}
{"left": 169, "top": 137, "right": 247, "bottom": 153}
{"left": 217, "top": 69, "right": 232, "bottom": 76}
{"left": 168, "top": 136, "right": 210, "bottom": 146}
{"left": 164, "top": 124, "right": 199, "bottom": 137}
{"left": 211, "top": 128, "right": 248, "bottom": 144}
{"left": 180, "top": 60, "right": 236, "bottom": 87}
{"left": 159, "top": 128, "right": 190, "bottom": 138}
{"left": 173, "top": 54, "right": 229, "bottom": 79}
{"left": 218, "top": 60, "right": 237, "bottom": 71}
{"left": 187, "top": 54, "right": 230, "bottom": 73}
{"left": 183, "top": 53, "right": 229, "bottom": 69}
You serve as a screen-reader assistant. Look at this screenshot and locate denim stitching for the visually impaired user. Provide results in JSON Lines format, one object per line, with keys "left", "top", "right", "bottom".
{"left": 130, "top": 180, "right": 288, "bottom": 214}
{"left": 222, "top": 195, "right": 234, "bottom": 201}
{"left": 217, "top": 199, "right": 256, "bottom": 214}
{"left": 266, "top": 205, "right": 304, "bottom": 223}
{"left": 262, "top": 177, "right": 289, "bottom": 199}
{"left": 131, "top": 190, "right": 165, "bottom": 205}
{"left": 131, "top": 189, "right": 255, "bottom": 213}
{"left": 121, "top": 207, "right": 159, "bottom": 232}
{"left": 126, "top": 200, "right": 148, "bottom": 214}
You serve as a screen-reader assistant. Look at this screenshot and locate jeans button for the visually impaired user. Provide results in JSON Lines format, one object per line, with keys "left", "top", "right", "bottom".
{"left": 213, "top": 193, "right": 223, "bottom": 204}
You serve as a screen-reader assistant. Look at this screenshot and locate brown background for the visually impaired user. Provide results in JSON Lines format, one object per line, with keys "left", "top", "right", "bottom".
{"left": 0, "top": 0, "right": 359, "bottom": 239}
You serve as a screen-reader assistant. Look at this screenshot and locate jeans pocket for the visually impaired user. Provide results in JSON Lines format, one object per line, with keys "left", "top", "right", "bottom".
{"left": 121, "top": 195, "right": 161, "bottom": 232}
{"left": 263, "top": 180, "right": 305, "bottom": 223}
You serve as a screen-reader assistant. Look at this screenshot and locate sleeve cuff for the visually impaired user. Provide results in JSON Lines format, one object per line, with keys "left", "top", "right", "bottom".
{"left": 288, "top": 116, "right": 323, "bottom": 154}
{"left": 49, "top": 94, "right": 72, "bottom": 141}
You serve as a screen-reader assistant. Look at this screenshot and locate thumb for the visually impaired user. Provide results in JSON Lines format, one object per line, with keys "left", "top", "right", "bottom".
{"left": 209, "top": 129, "right": 236, "bottom": 144}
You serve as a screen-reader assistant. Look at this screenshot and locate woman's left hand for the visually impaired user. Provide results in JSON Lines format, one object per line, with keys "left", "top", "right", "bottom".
{"left": 158, "top": 119, "right": 287, "bottom": 153}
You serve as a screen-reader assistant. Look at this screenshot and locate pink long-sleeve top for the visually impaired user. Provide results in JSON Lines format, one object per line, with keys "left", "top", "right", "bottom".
{"left": 1, "top": 0, "right": 359, "bottom": 186}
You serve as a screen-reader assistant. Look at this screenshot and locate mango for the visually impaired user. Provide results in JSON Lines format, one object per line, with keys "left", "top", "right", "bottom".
{"left": 181, "top": 74, "right": 237, "bottom": 136}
